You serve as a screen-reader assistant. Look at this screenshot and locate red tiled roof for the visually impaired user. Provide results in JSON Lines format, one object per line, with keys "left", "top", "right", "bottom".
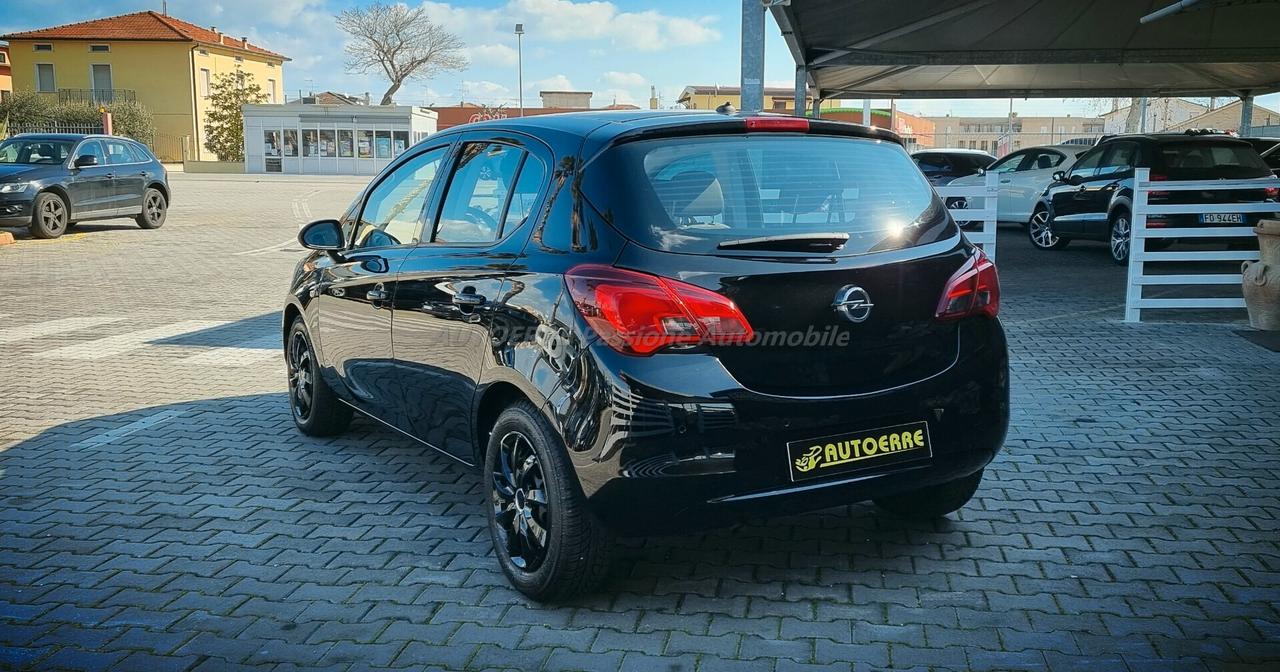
{"left": 1, "top": 11, "right": 288, "bottom": 60}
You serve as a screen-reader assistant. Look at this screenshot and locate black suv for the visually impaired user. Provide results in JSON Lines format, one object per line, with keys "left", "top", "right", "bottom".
{"left": 0, "top": 134, "right": 170, "bottom": 239}
{"left": 1028, "top": 132, "right": 1278, "bottom": 264}
{"left": 284, "top": 111, "right": 1010, "bottom": 599}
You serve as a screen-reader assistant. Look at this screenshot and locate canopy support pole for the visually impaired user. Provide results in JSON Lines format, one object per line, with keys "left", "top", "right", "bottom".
{"left": 863, "top": 99, "right": 872, "bottom": 127}
{"left": 794, "top": 65, "right": 808, "bottom": 117}
{"left": 812, "top": 95, "right": 823, "bottom": 119}
{"left": 741, "top": 0, "right": 765, "bottom": 114}
{"left": 1240, "top": 95, "right": 1254, "bottom": 136}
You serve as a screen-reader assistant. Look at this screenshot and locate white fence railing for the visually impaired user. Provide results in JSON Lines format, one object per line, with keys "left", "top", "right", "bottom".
{"left": 936, "top": 171, "right": 999, "bottom": 261}
{"left": 1124, "top": 167, "right": 1280, "bottom": 322}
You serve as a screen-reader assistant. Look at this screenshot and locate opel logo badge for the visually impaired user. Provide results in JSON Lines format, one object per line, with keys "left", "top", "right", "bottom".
{"left": 833, "top": 285, "right": 874, "bottom": 323}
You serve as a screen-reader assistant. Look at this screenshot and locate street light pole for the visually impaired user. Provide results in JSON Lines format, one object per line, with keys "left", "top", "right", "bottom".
{"left": 514, "top": 23, "right": 524, "bottom": 117}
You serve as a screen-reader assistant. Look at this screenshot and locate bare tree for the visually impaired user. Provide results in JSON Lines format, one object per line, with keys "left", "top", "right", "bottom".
{"left": 337, "top": 3, "right": 468, "bottom": 106}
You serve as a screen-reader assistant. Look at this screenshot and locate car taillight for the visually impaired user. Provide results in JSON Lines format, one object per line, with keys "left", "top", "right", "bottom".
{"left": 936, "top": 249, "right": 1000, "bottom": 320}
{"left": 1149, "top": 172, "right": 1169, "bottom": 198}
{"left": 744, "top": 117, "right": 809, "bottom": 132}
{"left": 565, "top": 264, "right": 755, "bottom": 355}
{"left": 1265, "top": 186, "right": 1278, "bottom": 200}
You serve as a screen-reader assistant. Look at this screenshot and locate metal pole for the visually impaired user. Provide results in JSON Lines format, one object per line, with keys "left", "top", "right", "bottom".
{"left": 1138, "top": 97, "right": 1149, "bottom": 133}
{"left": 740, "top": 0, "right": 765, "bottom": 113}
{"left": 794, "top": 65, "right": 807, "bottom": 117}
{"left": 516, "top": 29, "right": 524, "bottom": 117}
{"left": 863, "top": 99, "right": 872, "bottom": 127}
{"left": 811, "top": 95, "right": 822, "bottom": 119}
{"left": 1240, "top": 95, "right": 1254, "bottom": 136}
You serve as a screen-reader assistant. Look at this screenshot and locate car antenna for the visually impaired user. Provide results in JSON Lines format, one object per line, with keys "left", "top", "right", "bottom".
{"left": 715, "top": 102, "right": 737, "bottom": 115}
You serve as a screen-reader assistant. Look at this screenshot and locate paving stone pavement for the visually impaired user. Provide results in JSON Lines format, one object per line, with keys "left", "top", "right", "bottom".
{"left": 1, "top": 174, "right": 1278, "bottom": 671}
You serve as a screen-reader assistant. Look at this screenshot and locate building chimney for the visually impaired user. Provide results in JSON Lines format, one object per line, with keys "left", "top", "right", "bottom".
{"left": 241, "top": 37, "right": 248, "bottom": 45}
{"left": 211, "top": 26, "right": 218, "bottom": 34}
{"left": 649, "top": 86, "right": 658, "bottom": 110}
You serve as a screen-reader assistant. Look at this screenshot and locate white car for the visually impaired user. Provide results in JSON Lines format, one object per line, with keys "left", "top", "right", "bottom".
{"left": 949, "top": 145, "right": 1091, "bottom": 225}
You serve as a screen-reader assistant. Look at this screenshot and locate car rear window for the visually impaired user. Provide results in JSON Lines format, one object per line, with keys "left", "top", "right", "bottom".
{"left": 583, "top": 135, "right": 953, "bottom": 256}
{"left": 1156, "top": 141, "right": 1272, "bottom": 178}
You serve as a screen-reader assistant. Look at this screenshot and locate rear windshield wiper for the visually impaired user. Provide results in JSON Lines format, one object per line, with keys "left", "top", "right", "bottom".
{"left": 715, "top": 232, "right": 850, "bottom": 252}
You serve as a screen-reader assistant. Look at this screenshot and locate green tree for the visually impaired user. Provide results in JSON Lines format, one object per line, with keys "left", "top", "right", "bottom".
{"left": 203, "top": 68, "right": 267, "bottom": 161}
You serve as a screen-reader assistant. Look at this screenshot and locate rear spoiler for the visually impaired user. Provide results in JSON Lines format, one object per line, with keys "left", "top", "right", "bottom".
{"left": 603, "top": 114, "right": 903, "bottom": 149}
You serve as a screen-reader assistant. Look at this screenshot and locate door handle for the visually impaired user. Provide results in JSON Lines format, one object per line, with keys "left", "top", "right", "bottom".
{"left": 105, "top": 173, "right": 116, "bottom": 179}
{"left": 452, "top": 291, "right": 486, "bottom": 307}
{"left": 366, "top": 286, "right": 390, "bottom": 302}
{"left": 1000, "top": 179, "right": 1011, "bottom": 184}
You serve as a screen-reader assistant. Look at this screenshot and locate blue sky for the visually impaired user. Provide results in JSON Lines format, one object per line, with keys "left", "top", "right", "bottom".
{"left": 3, "top": 0, "right": 1277, "bottom": 118}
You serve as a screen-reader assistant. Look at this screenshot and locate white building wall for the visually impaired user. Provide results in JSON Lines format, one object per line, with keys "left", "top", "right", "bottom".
{"left": 242, "top": 104, "right": 439, "bottom": 175}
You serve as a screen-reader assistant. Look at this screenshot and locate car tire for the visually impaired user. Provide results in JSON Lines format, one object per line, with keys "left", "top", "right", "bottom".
{"left": 873, "top": 469, "right": 984, "bottom": 519}
{"left": 286, "top": 316, "right": 352, "bottom": 437}
{"left": 29, "top": 191, "right": 70, "bottom": 239}
{"left": 485, "top": 400, "right": 612, "bottom": 601}
{"left": 1109, "top": 209, "right": 1131, "bottom": 265}
{"left": 135, "top": 188, "right": 168, "bottom": 229}
{"left": 1027, "top": 208, "right": 1069, "bottom": 250}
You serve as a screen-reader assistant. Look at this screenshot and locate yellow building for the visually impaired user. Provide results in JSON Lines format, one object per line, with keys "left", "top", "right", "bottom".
{"left": 2, "top": 11, "right": 287, "bottom": 161}
{"left": 1, "top": 44, "right": 12, "bottom": 100}
{"left": 677, "top": 85, "right": 843, "bottom": 114}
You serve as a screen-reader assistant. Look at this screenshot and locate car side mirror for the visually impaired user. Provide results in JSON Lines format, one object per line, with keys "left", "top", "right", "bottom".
{"left": 73, "top": 154, "right": 99, "bottom": 168}
{"left": 298, "top": 218, "right": 345, "bottom": 252}
{"left": 1052, "top": 170, "right": 1066, "bottom": 183}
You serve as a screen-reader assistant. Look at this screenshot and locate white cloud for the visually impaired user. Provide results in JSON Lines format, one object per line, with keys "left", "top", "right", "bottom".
{"left": 468, "top": 43, "right": 519, "bottom": 66}
{"left": 601, "top": 71, "right": 647, "bottom": 89}
{"left": 528, "top": 74, "right": 575, "bottom": 92}
{"left": 463, "top": 80, "right": 514, "bottom": 100}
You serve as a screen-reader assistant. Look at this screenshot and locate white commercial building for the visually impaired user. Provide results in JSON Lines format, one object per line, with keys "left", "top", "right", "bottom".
{"left": 242, "top": 104, "right": 438, "bottom": 175}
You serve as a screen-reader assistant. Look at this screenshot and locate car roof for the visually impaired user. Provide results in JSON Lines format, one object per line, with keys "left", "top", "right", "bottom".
{"left": 1101, "top": 132, "right": 1253, "bottom": 145}
{"left": 8, "top": 133, "right": 138, "bottom": 143}
{"left": 912, "top": 148, "right": 994, "bottom": 155}
{"left": 449, "top": 109, "right": 903, "bottom": 161}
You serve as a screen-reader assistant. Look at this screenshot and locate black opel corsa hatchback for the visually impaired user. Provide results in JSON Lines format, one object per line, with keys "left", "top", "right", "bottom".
{"left": 284, "top": 111, "right": 1009, "bottom": 599}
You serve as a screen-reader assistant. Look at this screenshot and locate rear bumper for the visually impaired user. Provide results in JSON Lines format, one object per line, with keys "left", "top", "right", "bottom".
{"left": 549, "top": 318, "right": 1010, "bottom": 536}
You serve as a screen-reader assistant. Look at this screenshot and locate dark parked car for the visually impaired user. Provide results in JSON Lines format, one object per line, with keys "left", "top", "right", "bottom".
{"left": 911, "top": 148, "right": 997, "bottom": 186}
{"left": 1028, "top": 132, "right": 1279, "bottom": 264}
{"left": 1252, "top": 139, "right": 1280, "bottom": 177}
{"left": 283, "top": 111, "right": 1010, "bottom": 599}
{"left": 0, "top": 133, "right": 169, "bottom": 239}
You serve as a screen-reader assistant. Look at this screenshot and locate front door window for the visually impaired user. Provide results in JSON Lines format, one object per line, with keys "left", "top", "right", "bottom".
{"left": 353, "top": 146, "right": 449, "bottom": 248}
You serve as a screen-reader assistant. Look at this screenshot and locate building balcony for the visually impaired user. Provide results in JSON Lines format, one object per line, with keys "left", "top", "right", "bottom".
{"left": 55, "top": 88, "right": 137, "bottom": 105}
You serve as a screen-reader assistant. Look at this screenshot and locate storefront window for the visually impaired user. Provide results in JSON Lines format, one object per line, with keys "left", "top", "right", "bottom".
{"left": 302, "top": 129, "right": 318, "bottom": 157}
{"left": 375, "top": 130, "right": 392, "bottom": 159}
{"left": 319, "top": 129, "right": 336, "bottom": 158}
{"left": 338, "top": 129, "right": 354, "bottom": 157}
{"left": 358, "top": 130, "right": 373, "bottom": 159}
{"left": 264, "top": 130, "right": 281, "bottom": 158}
{"left": 393, "top": 130, "right": 410, "bottom": 156}
{"left": 283, "top": 129, "right": 298, "bottom": 157}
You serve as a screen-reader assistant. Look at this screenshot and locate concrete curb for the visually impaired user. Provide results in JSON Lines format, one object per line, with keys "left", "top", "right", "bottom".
{"left": 0, "top": 231, "right": 14, "bottom": 246}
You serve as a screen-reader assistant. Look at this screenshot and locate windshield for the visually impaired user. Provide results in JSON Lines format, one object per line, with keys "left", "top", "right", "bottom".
{"left": 0, "top": 139, "right": 75, "bottom": 165}
{"left": 584, "top": 135, "right": 954, "bottom": 256}
{"left": 1155, "top": 141, "right": 1272, "bottom": 178}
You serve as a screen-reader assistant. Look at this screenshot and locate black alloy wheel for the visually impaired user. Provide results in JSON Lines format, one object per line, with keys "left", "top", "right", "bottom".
{"left": 491, "top": 430, "right": 551, "bottom": 571}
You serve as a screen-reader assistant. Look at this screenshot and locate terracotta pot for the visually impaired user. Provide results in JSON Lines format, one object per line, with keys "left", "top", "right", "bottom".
{"left": 1242, "top": 219, "right": 1280, "bottom": 330}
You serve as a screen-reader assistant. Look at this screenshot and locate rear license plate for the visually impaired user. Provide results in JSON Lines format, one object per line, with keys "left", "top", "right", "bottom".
{"left": 1200, "top": 213, "right": 1244, "bottom": 224}
{"left": 787, "top": 421, "right": 932, "bottom": 482}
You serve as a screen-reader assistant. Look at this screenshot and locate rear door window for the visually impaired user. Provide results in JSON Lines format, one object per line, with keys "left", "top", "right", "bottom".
{"left": 585, "top": 135, "right": 952, "bottom": 256}
{"left": 986, "top": 152, "right": 1027, "bottom": 173}
{"left": 434, "top": 142, "right": 525, "bottom": 244}
{"left": 913, "top": 154, "right": 952, "bottom": 176}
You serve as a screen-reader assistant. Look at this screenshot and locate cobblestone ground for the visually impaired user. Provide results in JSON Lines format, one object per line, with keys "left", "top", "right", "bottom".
{"left": 1, "top": 175, "right": 1277, "bottom": 671}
